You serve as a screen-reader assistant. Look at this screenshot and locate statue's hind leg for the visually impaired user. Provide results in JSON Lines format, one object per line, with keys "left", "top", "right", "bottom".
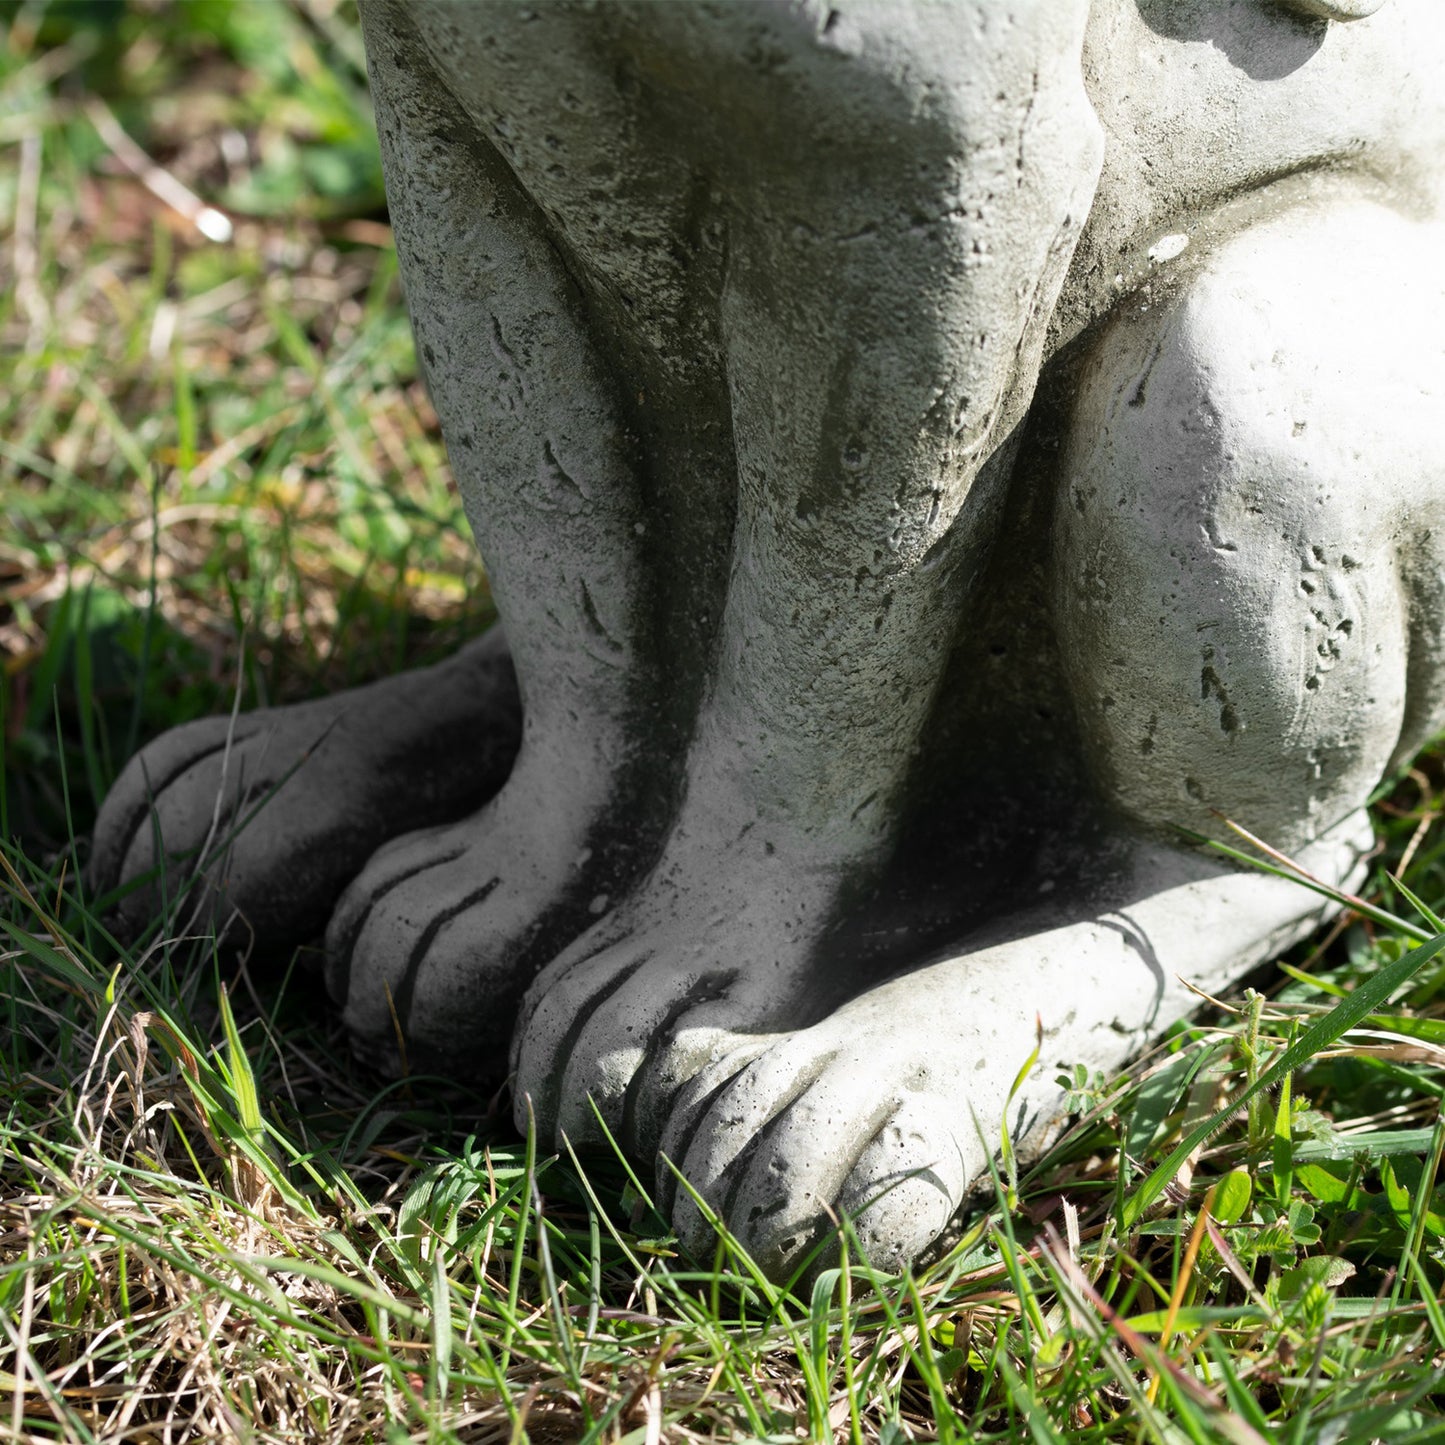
{"left": 512, "top": 0, "right": 1104, "bottom": 1153}
{"left": 87, "top": 629, "right": 520, "bottom": 957}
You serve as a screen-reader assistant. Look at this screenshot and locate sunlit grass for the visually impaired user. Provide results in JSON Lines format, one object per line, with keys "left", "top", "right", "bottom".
{"left": 8, "top": 838, "right": 1445, "bottom": 1441}
{"left": 1, "top": 0, "right": 490, "bottom": 852}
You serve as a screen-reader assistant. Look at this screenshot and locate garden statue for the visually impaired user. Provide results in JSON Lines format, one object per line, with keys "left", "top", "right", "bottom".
{"left": 91, "top": 0, "right": 1445, "bottom": 1277}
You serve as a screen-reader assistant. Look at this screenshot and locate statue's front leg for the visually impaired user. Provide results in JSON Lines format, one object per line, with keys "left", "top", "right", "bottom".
{"left": 512, "top": 1, "right": 1104, "bottom": 1152}
{"left": 324, "top": 2, "right": 667, "bottom": 1074}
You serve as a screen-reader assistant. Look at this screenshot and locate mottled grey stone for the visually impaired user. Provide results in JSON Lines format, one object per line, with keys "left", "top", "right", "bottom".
{"left": 92, "top": 0, "right": 1445, "bottom": 1278}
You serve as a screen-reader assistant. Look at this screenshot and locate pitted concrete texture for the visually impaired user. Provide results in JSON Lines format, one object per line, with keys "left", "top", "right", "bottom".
{"left": 91, "top": 0, "right": 1445, "bottom": 1277}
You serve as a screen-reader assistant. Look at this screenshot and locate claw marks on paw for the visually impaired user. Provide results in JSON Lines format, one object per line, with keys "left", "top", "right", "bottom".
{"left": 326, "top": 845, "right": 468, "bottom": 1004}
{"left": 534, "top": 950, "right": 655, "bottom": 1127}
{"left": 391, "top": 875, "right": 503, "bottom": 1032}
{"left": 715, "top": 1067, "right": 906, "bottom": 1275}
{"left": 652, "top": 1048, "right": 765, "bottom": 1214}
{"left": 619, "top": 968, "right": 743, "bottom": 1150}
{"left": 93, "top": 723, "right": 263, "bottom": 890}
{"left": 708, "top": 1053, "right": 842, "bottom": 1230}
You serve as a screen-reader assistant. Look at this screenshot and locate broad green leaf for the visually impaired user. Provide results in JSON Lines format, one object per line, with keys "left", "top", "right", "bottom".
{"left": 1212, "top": 1167, "right": 1253, "bottom": 1225}
{"left": 1280, "top": 1256, "right": 1355, "bottom": 1299}
{"left": 1297, "top": 1162, "right": 1372, "bottom": 1211}
{"left": 1127, "top": 1046, "right": 1217, "bottom": 1162}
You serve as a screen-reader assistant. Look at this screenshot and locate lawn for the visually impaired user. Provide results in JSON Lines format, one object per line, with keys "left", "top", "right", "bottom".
{"left": 4, "top": 5, "right": 1445, "bottom": 1441}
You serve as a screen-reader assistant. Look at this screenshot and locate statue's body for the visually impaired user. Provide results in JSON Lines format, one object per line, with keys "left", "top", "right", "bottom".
{"left": 93, "top": 0, "right": 1445, "bottom": 1275}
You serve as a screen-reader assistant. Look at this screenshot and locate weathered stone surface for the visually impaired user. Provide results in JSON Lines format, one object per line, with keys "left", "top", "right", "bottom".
{"left": 92, "top": 0, "right": 1445, "bottom": 1277}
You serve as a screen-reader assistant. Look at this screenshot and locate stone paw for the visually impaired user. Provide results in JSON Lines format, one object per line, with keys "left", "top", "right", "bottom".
{"left": 662, "top": 1019, "right": 985, "bottom": 1280}
{"left": 326, "top": 787, "right": 646, "bottom": 1077}
{"left": 602, "top": 828, "right": 1364, "bottom": 1281}
{"left": 88, "top": 631, "right": 520, "bottom": 956}
{"left": 512, "top": 851, "right": 870, "bottom": 1154}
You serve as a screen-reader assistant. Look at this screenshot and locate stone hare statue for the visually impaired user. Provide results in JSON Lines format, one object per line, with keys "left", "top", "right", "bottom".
{"left": 91, "top": 0, "right": 1445, "bottom": 1277}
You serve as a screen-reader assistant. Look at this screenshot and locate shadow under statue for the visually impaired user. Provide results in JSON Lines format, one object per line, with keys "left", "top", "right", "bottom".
{"left": 91, "top": 0, "right": 1445, "bottom": 1278}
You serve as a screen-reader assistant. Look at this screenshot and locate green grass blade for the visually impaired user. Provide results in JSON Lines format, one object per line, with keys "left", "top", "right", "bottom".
{"left": 1391, "top": 875, "right": 1445, "bottom": 935}
{"left": 1123, "top": 926, "right": 1445, "bottom": 1229}
{"left": 216, "top": 980, "right": 264, "bottom": 1140}
{"left": 1192, "top": 832, "right": 1432, "bottom": 942}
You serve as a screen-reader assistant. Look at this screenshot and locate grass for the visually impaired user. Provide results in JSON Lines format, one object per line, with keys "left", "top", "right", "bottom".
{"left": 5, "top": 4, "right": 1445, "bottom": 1440}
